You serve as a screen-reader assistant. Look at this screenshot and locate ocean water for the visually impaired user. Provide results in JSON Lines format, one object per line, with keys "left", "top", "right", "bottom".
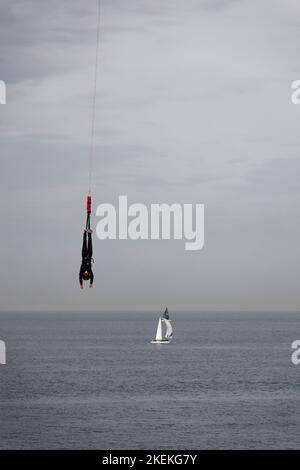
{"left": 0, "top": 311, "right": 299, "bottom": 449}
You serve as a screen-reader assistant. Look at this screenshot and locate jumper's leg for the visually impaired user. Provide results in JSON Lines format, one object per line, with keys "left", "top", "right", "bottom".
{"left": 82, "top": 232, "right": 88, "bottom": 258}
{"left": 87, "top": 232, "right": 93, "bottom": 258}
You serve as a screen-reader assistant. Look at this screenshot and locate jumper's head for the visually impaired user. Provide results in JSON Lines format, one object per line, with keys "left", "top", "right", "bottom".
{"left": 83, "top": 271, "right": 90, "bottom": 281}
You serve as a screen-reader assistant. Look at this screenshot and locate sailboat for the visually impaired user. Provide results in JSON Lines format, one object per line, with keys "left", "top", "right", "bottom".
{"left": 151, "top": 308, "right": 173, "bottom": 344}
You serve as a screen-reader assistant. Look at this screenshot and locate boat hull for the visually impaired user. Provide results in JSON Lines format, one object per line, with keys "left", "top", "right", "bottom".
{"left": 151, "top": 339, "right": 171, "bottom": 344}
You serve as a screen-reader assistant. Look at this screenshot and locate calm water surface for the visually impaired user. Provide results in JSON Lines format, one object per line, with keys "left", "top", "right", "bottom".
{"left": 0, "top": 311, "right": 299, "bottom": 449}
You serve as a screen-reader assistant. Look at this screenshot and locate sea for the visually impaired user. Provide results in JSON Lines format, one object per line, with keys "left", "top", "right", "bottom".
{"left": 0, "top": 311, "right": 299, "bottom": 449}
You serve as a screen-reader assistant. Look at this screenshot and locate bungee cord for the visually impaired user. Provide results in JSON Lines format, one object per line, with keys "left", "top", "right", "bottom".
{"left": 79, "top": 0, "right": 101, "bottom": 288}
{"left": 88, "top": 0, "right": 101, "bottom": 195}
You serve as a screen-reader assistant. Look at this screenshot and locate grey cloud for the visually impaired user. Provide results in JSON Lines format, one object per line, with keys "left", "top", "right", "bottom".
{"left": 1, "top": 0, "right": 300, "bottom": 311}
{"left": 228, "top": 158, "right": 300, "bottom": 200}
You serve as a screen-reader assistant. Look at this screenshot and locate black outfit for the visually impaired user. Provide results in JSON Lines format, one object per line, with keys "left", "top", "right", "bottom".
{"left": 79, "top": 214, "right": 94, "bottom": 286}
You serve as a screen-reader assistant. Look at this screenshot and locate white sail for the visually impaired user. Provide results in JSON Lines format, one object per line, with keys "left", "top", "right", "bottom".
{"left": 155, "top": 318, "right": 163, "bottom": 341}
{"left": 163, "top": 318, "right": 173, "bottom": 339}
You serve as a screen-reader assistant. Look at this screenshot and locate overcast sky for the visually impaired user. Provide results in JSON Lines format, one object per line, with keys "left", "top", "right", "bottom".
{"left": 1, "top": 0, "right": 300, "bottom": 311}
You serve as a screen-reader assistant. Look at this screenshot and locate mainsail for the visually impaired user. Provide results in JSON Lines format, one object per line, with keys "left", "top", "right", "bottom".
{"left": 155, "top": 317, "right": 163, "bottom": 341}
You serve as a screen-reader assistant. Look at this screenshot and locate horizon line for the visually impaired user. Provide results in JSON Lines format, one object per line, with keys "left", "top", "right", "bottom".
{"left": 0, "top": 309, "right": 300, "bottom": 314}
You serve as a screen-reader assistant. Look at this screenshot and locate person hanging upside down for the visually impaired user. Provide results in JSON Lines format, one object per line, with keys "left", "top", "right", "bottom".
{"left": 79, "top": 228, "right": 94, "bottom": 288}
{"left": 79, "top": 227, "right": 94, "bottom": 289}
{"left": 79, "top": 195, "right": 94, "bottom": 288}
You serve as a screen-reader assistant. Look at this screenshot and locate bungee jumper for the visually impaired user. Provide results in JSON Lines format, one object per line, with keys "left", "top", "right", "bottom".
{"left": 79, "top": 195, "right": 94, "bottom": 289}
{"left": 78, "top": 0, "right": 101, "bottom": 289}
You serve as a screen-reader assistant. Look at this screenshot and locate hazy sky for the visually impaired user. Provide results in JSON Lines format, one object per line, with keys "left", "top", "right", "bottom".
{"left": 1, "top": 0, "right": 300, "bottom": 311}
